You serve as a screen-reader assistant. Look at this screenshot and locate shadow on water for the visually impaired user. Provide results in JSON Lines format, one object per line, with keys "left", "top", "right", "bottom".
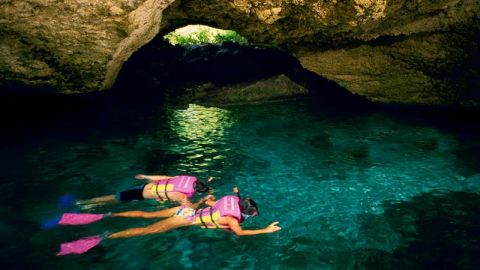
{"left": 0, "top": 86, "right": 168, "bottom": 151}
{"left": 372, "top": 105, "right": 480, "bottom": 177}
{"left": 357, "top": 191, "right": 480, "bottom": 270}
{"left": 143, "top": 149, "right": 187, "bottom": 174}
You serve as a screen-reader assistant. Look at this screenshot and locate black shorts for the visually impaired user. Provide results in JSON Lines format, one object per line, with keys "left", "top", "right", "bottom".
{"left": 115, "top": 184, "right": 146, "bottom": 202}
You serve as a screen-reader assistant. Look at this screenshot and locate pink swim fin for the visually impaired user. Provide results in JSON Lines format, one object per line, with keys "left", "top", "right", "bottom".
{"left": 58, "top": 213, "right": 106, "bottom": 225}
{"left": 56, "top": 235, "right": 102, "bottom": 256}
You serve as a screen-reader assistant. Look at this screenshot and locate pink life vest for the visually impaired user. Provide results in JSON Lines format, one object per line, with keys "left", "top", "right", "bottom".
{"left": 191, "top": 195, "right": 242, "bottom": 228}
{"left": 214, "top": 195, "right": 242, "bottom": 221}
{"left": 155, "top": 175, "right": 197, "bottom": 200}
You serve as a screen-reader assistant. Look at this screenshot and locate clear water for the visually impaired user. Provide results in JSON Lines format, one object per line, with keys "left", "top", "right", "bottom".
{"left": 1, "top": 98, "right": 480, "bottom": 269}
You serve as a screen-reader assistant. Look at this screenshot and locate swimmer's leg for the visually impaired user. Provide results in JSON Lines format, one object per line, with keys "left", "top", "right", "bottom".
{"left": 76, "top": 195, "right": 117, "bottom": 205}
{"left": 111, "top": 207, "right": 181, "bottom": 219}
{"left": 107, "top": 216, "right": 193, "bottom": 239}
{"left": 77, "top": 184, "right": 145, "bottom": 207}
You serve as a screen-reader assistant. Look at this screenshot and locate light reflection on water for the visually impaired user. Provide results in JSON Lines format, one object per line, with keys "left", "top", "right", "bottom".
{"left": 168, "top": 104, "right": 234, "bottom": 175}
{"left": 169, "top": 104, "right": 234, "bottom": 141}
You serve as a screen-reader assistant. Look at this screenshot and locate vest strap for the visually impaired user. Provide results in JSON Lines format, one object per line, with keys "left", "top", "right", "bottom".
{"left": 155, "top": 179, "right": 171, "bottom": 201}
{"left": 163, "top": 179, "right": 171, "bottom": 201}
{"left": 198, "top": 208, "right": 209, "bottom": 228}
{"left": 155, "top": 181, "right": 163, "bottom": 201}
{"left": 209, "top": 207, "right": 219, "bottom": 228}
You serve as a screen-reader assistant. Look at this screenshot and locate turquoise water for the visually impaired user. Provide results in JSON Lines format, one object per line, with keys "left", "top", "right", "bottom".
{"left": 1, "top": 99, "right": 480, "bottom": 269}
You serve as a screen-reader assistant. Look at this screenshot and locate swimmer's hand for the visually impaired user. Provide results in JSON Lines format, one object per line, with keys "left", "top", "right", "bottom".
{"left": 135, "top": 174, "right": 146, "bottom": 180}
{"left": 204, "top": 194, "right": 215, "bottom": 201}
{"left": 264, "top": 222, "right": 281, "bottom": 233}
{"left": 204, "top": 195, "right": 216, "bottom": 206}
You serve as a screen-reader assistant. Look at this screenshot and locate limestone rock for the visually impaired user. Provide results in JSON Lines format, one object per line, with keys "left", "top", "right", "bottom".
{"left": 179, "top": 74, "right": 308, "bottom": 106}
{"left": 0, "top": 0, "right": 174, "bottom": 92}
{"left": 0, "top": 0, "right": 479, "bottom": 106}
{"left": 297, "top": 32, "right": 480, "bottom": 105}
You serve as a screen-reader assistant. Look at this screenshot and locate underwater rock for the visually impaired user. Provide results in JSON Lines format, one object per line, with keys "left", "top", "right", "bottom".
{"left": 0, "top": 0, "right": 479, "bottom": 106}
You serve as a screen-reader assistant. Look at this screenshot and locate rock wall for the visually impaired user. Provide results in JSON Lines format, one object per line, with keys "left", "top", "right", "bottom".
{"left": 1, "top": 0, "right": 479, "bottom": 105}
{"left": 0, "top": 0, "right": 173, "bottom": 93}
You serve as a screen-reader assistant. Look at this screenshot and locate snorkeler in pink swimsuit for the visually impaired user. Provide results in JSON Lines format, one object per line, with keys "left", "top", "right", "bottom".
{"left": 77, "top": 174, "right": 212, "bottom": 207}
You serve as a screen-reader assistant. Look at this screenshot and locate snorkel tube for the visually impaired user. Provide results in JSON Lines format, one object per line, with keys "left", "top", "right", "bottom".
{"left": 203, "top": 177, "right": 215, "bottom": 196}
{"left": 233, "top": 185, "right": 240, "bottom": 198}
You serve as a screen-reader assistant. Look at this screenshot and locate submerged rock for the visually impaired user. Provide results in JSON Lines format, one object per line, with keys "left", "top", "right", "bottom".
{"left": 178, "top": 74, "right": 308, "bottom": 106}
{"left": 0, "top": 0, "right": 479, "bottom": 106}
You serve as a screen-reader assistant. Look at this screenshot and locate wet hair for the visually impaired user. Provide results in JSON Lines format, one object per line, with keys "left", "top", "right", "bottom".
{"left": 239, "top": 197, "right": 259, "bottom": 216}
{"left": 195, "top": 181, "right": 209, "bottom": 193}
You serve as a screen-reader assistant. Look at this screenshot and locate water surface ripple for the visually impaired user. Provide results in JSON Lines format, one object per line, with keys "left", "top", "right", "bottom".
{"left": 1, "top": 100, "right": 479, "bottom": 269}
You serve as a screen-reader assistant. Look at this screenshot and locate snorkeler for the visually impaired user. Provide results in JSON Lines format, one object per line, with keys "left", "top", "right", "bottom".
{"left": 56, "top": 188, "right": 281, "bottom": 255}
{"left": 76, "top": 174, "right": 212, "bottom": 207}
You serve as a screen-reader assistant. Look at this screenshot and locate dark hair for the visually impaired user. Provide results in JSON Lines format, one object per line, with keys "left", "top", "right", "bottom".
{"left": 239, "top": 197, "right": 259, "bottom": 216}
{"left": 195, "top": 181, "right": 209, "bottom": 193}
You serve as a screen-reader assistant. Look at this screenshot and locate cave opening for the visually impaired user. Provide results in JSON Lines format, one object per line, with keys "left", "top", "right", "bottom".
{"left": 112, "top": 24, "right": 366, "bottom": 107}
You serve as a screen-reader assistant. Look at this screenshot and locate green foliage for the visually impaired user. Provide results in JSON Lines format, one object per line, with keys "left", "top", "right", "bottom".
{"left": 164, "top": 26, "right": 248, "bottom": 46}
{"left": 214, "top": 30, "right": 248, "bottom": 44}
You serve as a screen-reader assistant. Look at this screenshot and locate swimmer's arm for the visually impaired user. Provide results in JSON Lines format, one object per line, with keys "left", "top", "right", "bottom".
{"left": 135, "top": 174, "right": 172, "bottom": 181}
{"left": 178, "top": 194, "right": 193, "bottom": 208}
{"left": 204, "top": 198, "right": 216, "bottom": 206}
{"left": 226, "top": 219, "right": 281, "bottom": 236}
{"left": 191, "top": 195, "right": 215, "bottom": 209}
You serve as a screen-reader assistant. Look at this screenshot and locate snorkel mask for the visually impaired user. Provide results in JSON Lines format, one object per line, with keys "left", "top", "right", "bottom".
{"left": 241, "top": 210, "right": 259, "bottom": 220}
{"left": 240, "top": 198, "right": 259, "bottom": 220}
